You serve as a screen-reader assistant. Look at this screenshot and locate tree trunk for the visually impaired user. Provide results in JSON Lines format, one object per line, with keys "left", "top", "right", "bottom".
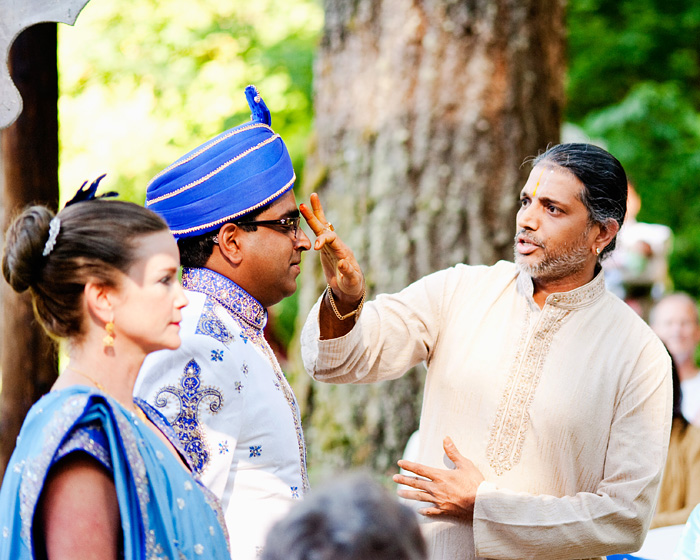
{"left": 295, "top": 0, "right": 564, "bottom": 479}
{"left": 0, "top": 24, "right": 60, "bottom": 478}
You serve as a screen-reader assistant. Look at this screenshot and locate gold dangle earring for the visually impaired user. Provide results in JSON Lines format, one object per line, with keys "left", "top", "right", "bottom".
{"left": 103, "top": 321, "right": 115, "bottom": 348}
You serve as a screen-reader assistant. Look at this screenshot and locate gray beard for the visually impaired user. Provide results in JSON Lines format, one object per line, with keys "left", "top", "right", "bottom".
{"left": 513, "top": 233, "right": 591, "bottom": 282}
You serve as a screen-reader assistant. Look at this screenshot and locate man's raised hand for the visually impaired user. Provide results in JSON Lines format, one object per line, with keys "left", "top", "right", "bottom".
{"left": 300, "top": 193, "right": 365, "bottom": 301}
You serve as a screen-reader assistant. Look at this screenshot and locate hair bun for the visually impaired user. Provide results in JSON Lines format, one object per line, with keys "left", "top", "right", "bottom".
{"left": 2, "top": 206, "right": 55, "bottom": 293}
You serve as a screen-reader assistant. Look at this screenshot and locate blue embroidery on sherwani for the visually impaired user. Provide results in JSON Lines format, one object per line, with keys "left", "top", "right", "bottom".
{"left": 153, "top": 359, "right": 224, "bottom": 473}
{"left": 234, "top": 381, "right": 243, "bottom": 393}
{"left": 211, "top": 349, "right": 224, "bottom": 361}
{"left": 249, "top": 446, "right": 262, "bottom": 458}
{"left": 219, "top": 441, "right": 229, "bottom": 454}
{"left": 181, "top": 266, "right": 310, "bottom": 493}
{"left": 291, "top": 486, "right": 300, "bottom": 499}
{"left": 182, "top": 267, "right": 267, "bottom": 332}
{"left": 195, "top": 299, "right": 235, "bottom": 346}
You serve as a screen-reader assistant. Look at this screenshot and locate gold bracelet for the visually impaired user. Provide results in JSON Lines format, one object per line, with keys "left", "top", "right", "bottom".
{"left": 326, "top": 284, "right": 366, "bottom": 321}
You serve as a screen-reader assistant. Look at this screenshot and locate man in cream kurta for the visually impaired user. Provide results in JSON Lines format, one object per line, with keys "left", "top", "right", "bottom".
{"left": 302, "top": 261, "right": 669, "bottom": 559}
{"left": 299, "top": 143, "right": 672, "bottom": 560}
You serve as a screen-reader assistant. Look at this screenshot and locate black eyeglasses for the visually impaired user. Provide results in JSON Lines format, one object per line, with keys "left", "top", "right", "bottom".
{"left": 235, "top": 216, "right": 301, "bottom": 238}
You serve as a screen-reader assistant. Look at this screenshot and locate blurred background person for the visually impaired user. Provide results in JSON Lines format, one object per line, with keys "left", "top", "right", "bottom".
{"left": 650, "top": 352, "right": 700, "bottom": 529}
{"left": 603, "top": 182, "right": 672, "bottom": 319}
{"left": 261, "top": 472, "right": 427, "bottom": 560}
{"left": 650, "top": 293, "right": 700, "bottom": 424}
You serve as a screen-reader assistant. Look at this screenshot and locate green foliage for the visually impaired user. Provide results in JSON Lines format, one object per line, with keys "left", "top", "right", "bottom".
{"left": 567, "top": 0, "right": 700, "bottom": 121}
{"left": 58, "top": 0, "right": 322, "bottom": 207}
{"left": 583, "top": 82, "right": 700, "bottom": 232}
{"left": 568, "top": 0, "right": 700, "bottom": 299}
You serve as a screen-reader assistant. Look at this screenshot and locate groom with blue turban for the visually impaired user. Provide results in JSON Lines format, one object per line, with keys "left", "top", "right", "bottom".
{"left": 136, "top": 86, "right": 312, "bottom": 559}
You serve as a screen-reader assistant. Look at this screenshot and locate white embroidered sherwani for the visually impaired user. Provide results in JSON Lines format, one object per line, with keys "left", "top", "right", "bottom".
{"left": 136, "top": 267, "right": 308, "bottom": 559}
{"left": 301, "top": 261, "right": 672, "bottom": 560}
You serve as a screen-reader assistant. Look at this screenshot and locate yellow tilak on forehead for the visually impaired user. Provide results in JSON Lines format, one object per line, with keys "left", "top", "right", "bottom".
{"left": 532, "top": 167, "right": 555, "bottom": 197}
{"left": 532, "top": 167, "right": 545, "bottom": 197}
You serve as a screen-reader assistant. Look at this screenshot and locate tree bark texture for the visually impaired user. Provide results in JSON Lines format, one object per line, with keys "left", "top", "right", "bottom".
{"left": 295, "top": 0, "right": 565, "bottom": 478}
{"left": 0, "top": 24, "right": 59, "bottom": 479}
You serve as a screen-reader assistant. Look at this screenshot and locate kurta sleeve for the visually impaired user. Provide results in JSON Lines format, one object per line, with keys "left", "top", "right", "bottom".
{"left": 472, "top": 344, "right": 672, "bottom": 559}
{"left": 301, "top": 266, "right": 471, "bottom": 384}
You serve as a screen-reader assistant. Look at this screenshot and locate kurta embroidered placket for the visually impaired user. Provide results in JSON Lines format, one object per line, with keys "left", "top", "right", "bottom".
{"left": 486, "top": 272, "right": 605, "bottom": 475}
{"left": 487, "top": 304, "right": 570, "bottom": 475}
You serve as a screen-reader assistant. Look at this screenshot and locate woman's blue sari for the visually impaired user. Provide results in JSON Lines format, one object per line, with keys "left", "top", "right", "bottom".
{"left": 0, "top": 386, "right": 230, "bottom": 559}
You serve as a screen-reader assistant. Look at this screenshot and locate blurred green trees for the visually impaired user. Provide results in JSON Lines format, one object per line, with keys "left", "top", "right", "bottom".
{"left": 59, "top": 0, "right": 700, "bottom": 300}
{"left": 58, "top": 0, "right": 321, "bottom": 205}
{"left": 568, "top": 0, "right": 700, "bottom": 298}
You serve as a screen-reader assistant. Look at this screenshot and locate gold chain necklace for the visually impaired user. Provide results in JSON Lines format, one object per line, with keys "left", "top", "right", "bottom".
{"left": 66, "top": 366, "right": 149, "bottom": 424}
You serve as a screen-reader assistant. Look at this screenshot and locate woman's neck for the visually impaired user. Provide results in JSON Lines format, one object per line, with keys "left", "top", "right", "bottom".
{"left": 56, "top": 337, "right": 146, "bottom": 410}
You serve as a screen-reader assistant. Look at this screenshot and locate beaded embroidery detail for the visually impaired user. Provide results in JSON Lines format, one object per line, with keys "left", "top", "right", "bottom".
{"left": 184, "top": 268, "right": 266, "bottom": 331}
{"left": 195, "top": 298, "right": 236, "bottom": 346}
{"left": 486, "top": 270, "right": 606, "bottom": 475}
{"left": 249, "top": 445, "right": 262, "bottom": 458}
{"left": 153, "top": 359, "right": 224, "bottom": 473}
{"left": 55, "top": 420, "right": 112, "bottom": 471}
{"left": 17, "top": 392, "right": 155, "bottom": 557}
{"left": 182, "top": 267, "right": 309, "bottom": 492}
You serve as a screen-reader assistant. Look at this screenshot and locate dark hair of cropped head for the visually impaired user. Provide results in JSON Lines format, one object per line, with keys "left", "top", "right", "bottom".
{"left": 177, "top": 202, "right": 270, "bottom": 268}
{"left": 532, "top": 143, "right": 628, "bottom": 259}
{"left": 261, "top": 472, "right": 427, "bottom": 560}
{"left": 2, "top": 199, "right": 169, "bottom": 341}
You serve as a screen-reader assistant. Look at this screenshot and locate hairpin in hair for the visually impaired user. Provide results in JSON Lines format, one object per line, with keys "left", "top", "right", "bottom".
{"left": 64, "top": 174, "right": 118, "bottom": 208}
{"left": 42, "top": 216, "right": 61, "bottom": 257}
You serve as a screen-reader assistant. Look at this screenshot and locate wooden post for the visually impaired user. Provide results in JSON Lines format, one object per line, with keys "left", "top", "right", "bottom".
{"left": 0, "top": 23, "right": 60, "bottom": 478}
{"left": 0, "top": 0, "right": 90, "bottom": 477}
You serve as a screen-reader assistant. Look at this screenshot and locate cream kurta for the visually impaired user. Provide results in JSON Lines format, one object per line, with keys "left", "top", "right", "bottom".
{"left": 301, "top": 261, "right": 672, "bottom": 560}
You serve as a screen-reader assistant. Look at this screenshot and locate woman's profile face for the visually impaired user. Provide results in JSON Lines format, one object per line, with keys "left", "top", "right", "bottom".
{"left": 110, "top": 230, "right": 188, "bottom": 356}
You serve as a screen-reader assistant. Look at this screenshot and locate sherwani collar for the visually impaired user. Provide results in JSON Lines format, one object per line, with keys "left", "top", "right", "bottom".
{"left": 516, "top": 265, "right": 607, "bottom": 310}
{"left": 182, "top": 267, "right": 267, "bottom": 330}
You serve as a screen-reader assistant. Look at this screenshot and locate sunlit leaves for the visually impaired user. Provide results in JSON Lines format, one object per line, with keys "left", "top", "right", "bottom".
{"left": 58, "top": 0, "right": 322, "bottom": 205}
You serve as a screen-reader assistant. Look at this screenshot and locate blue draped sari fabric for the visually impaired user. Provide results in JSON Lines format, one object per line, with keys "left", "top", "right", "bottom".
{"left": 0, "top": 386, "right": 230, "bottom": 559}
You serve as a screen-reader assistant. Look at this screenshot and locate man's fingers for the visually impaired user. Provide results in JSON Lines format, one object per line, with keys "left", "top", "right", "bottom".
{"left": 300, "top": 203, "right": 329, "bottom": 237}
{"left": 443, "top": 436, "right": 466, "bottom": 466}
{"left": 417, "top": 506, "right": 445, "bottom": 517}
{"left": 396, "top": 488, "right": 436, "bottom": 504}
{"left": 396, "top": 459, "right": 435, "bottom": 479}
{"left": 309, "top": 192, "right": 325, "bottom": 215}
{"left": 392, "top": 473, "right": 431, "bottom": 491}
{"left": 309, "top": 193, "right": 331, "bottom": 225}
{"left": 315, "top": 230, "right": 339, "bottom": 251}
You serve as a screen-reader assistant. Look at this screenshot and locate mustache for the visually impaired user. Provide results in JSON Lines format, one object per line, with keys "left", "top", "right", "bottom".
{"left": 514, "top": 229, "right": 544, "bottom": 247}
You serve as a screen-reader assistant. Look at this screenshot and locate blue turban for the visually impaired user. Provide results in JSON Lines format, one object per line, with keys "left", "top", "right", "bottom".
{"left": 146, "top": 85, "right": 295, "bottom": 239}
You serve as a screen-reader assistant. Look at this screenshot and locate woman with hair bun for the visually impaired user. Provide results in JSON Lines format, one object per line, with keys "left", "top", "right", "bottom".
{"left": 0, "top": 179, "right": 230, "bottom": 559}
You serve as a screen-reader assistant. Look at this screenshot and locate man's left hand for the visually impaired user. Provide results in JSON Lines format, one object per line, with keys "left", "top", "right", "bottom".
{"left": 393, "top": 436, "right": 485, "bottom": 521}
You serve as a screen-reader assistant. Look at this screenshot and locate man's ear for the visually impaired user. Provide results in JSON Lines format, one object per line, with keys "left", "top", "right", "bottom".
{"left": 595, "top": 218, "right": 620, "bottom": 252}
{"left": 84, "top": 281, "right": 114, "bottom": 325}
{"left": 216, "top": 222, "right": 245, "bottom": 265}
